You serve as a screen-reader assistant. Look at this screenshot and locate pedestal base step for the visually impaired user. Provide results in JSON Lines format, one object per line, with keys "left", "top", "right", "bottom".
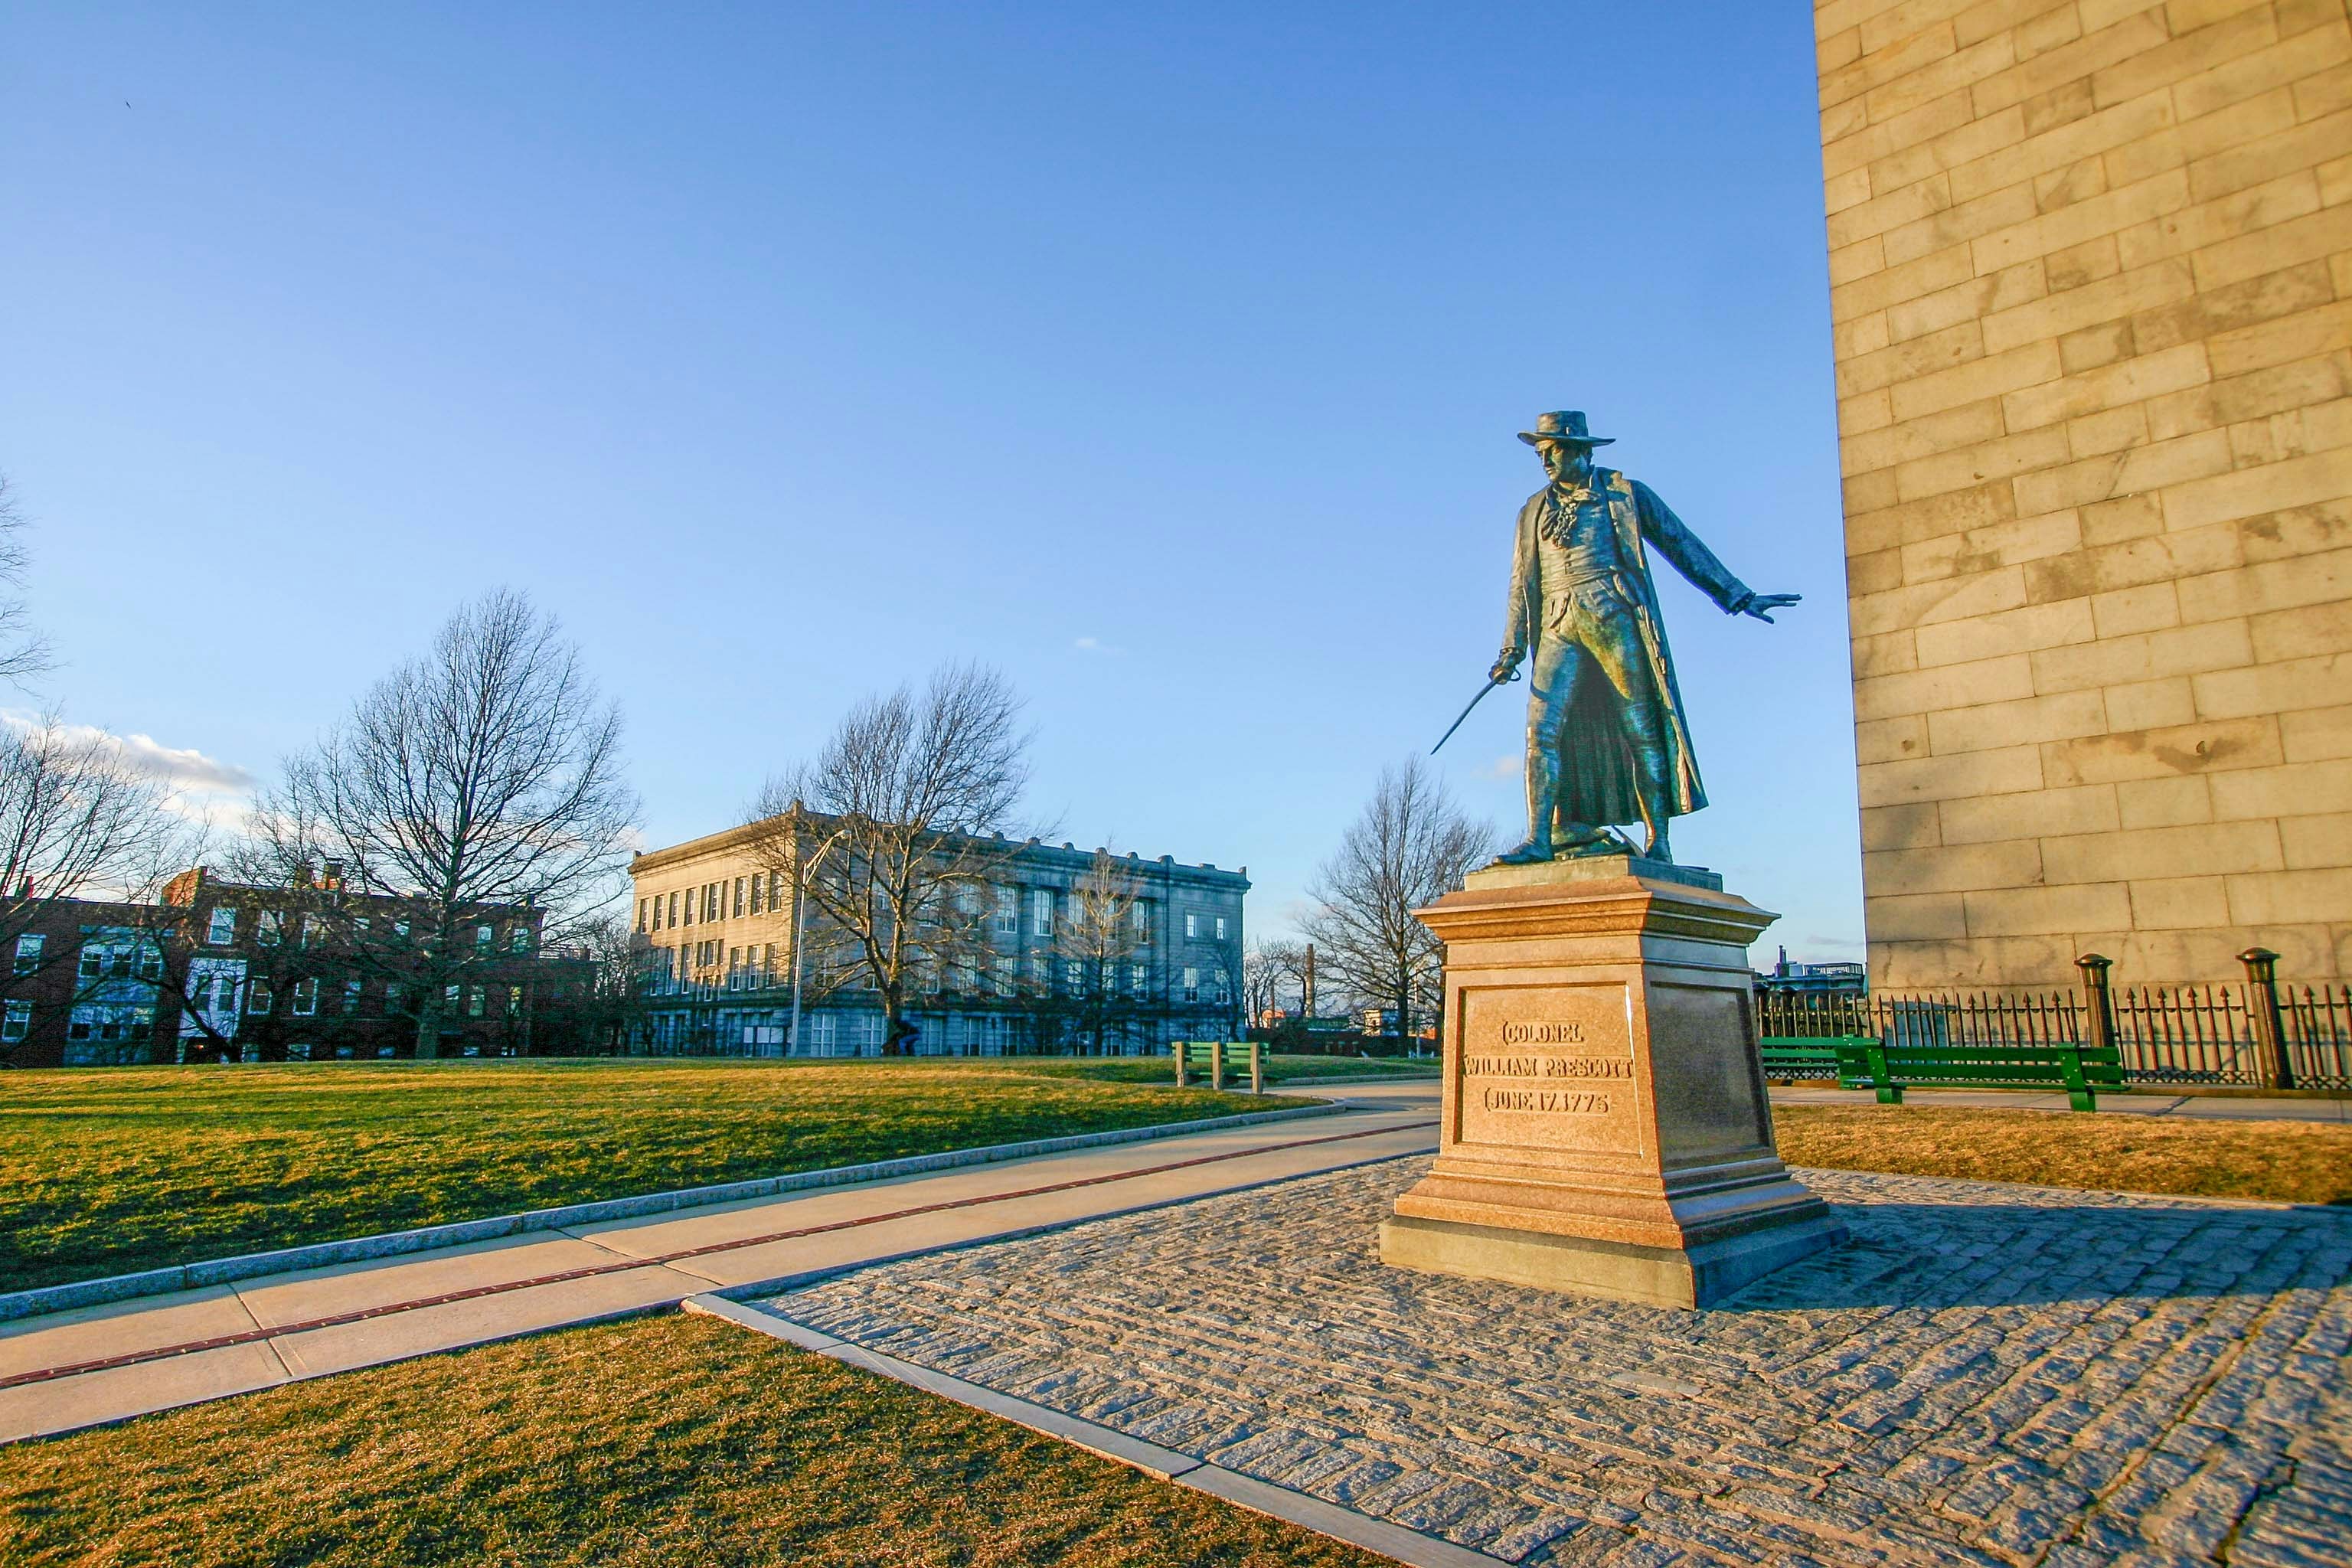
{"left": 1378, "top": 1210, "right": 1846, "bottom": 1311}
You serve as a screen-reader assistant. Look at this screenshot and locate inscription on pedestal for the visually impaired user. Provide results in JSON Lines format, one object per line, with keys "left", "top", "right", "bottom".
{"left": 1455, "top": 984, "right": 1643, "bottom": 1156}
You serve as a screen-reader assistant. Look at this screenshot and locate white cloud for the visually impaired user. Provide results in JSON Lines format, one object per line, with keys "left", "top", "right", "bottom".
{"left": 2, "top": 710, "right": 256, "bottom": 799}
{"left": 1073, "top": 635, "right": 1125, "bottom": 656}
{"left": 1473, "top": 753, "right": 1518, "bottom": 782}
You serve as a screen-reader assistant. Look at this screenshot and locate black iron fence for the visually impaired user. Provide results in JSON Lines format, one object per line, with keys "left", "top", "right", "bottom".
{"left": 1757, "top": 949, "right": 2352, "bottom": 1093}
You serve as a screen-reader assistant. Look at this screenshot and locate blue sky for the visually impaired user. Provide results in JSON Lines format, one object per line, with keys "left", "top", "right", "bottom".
{"left": 3, "top": 3, "right": 1860, "bottom": 959}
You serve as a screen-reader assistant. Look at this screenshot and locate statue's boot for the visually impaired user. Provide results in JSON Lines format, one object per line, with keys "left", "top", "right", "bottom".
{"left": 1498, "top": 745, "right": 1562, "bottom": 864}
{"left": 1627, "top": 698, "right": 1675, "bottom": 865}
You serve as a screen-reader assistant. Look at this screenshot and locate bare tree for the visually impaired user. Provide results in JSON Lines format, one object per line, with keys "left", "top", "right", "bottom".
{"left": 745, "top": 663, "right": 1029, "bottom": 1055}
{"left": 1302, "top": 758, "right": 1494, "bottom": 1054}
{"left": 254, "top": 590, "right": 637, "bottom": 1057}
{"left": 0, "top": 475, "right": 54, "bottom": 690}
{"left": 0, "top": 716, "right": 188, "bottom": 1000}
{"left": 1045, "top": 848, "right": 1161, "bottom": 1054}
{"left": 1244, "top": 936, "right": 1308, "bottom": 1028}
{"left": 0, "top": 724, "right": 201, "bottom": 1064}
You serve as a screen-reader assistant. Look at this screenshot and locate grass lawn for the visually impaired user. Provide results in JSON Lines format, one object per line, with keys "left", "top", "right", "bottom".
{"left": 1775, "top": 1104, "right": 2352, "bottom": 1206}
{"left": 0, "top": 1310, "right": 1391, "bottom": 1568}
{"left": 0, "top": 1059, "right": 1276, "bottom": 1295}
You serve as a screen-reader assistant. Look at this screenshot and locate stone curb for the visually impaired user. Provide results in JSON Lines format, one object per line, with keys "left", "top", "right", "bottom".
{"left": 0, "top": 1102, "right": 1341, "bottom": 1324}
{"left": 684, "top": 1294, "right": 1501, "bottom": 1568}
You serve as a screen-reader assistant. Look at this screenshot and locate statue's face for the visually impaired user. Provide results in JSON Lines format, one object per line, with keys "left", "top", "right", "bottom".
{"left": 1537, "top": 440, "right": 1594, "bottom": 487}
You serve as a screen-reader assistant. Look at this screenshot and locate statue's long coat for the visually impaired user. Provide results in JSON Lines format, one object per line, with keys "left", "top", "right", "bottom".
{"left": 1501, "top": 468, "right": 1753, "bottom": 831}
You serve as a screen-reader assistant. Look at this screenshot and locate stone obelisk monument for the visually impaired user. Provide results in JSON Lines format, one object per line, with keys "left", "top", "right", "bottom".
{"left": 1381, "top": 411, "right": 1842, "bottom": 1309}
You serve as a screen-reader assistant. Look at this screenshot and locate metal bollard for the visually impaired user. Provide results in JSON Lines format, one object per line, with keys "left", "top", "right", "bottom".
{"left": 2239, "top": 947, "right": 2295, "bottom": 1091}
{"left": 1173, "top": 1040, "right": 1187, "bottom": 1089}
{"left": 1250, "top": 1040, "right": 1264, "bottom": 1094}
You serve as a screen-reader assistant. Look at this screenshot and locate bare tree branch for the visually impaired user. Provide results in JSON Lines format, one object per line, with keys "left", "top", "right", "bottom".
{"left": 0, "top": 474, "right": 55, "bottom": 690}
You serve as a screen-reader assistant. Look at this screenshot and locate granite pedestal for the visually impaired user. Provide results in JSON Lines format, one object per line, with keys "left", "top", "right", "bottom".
{"left": 1380, "top": 855, "right": 1841, "bottom": 1308}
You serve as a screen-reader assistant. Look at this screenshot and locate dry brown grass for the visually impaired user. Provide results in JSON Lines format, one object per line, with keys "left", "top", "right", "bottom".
{"left": 2, "top": 1311, "right": 1392, "bottom": 1568}
{"left": 0, "top": 1059, "right": 1270, "bottom": 1293}
{"left": 1774, "top": 1105, "right": 2352, "bottom": 1205}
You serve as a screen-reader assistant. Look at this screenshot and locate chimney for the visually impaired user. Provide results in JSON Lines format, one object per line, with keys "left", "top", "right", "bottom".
{"left": 322, "top": 860, "right": 345, "bottom": 891}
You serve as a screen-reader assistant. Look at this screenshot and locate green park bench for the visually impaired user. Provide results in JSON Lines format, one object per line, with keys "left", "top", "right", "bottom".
{"left": 1821, "top": 1037, "right": 2125, "bottom": 1112}
{"left": 1758, "top": 1037, "right": 1867, "bottom": 1080}
{"left": 1171, "top": 1040, "right": 1268, "bottom": 1093}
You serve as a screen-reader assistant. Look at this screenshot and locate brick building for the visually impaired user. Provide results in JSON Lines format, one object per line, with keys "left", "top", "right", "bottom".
{"left": 628, "top": 818, "right": 1249, "bottom": 1056}
{"left": 1816, "top": 0, "right": 2352, "bottom": 988}
{"left": 0, "top": 867, "right": 592, "bottom": 1068}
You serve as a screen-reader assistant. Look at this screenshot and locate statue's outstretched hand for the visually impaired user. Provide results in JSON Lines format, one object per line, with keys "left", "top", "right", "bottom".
{"left": 1489, "top": 649, "right": 1524, "bottom": 684}
{"left": 1741, "top": 593, "right": 1802, "bottom": 624}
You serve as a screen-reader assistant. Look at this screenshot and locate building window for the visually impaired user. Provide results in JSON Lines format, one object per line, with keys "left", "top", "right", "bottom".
{"left": 994, "top": 956, "right": 1017, "bottom": 995}
{"left": 510, "top": 925, "right": 531, "bottom": 953}
{"left": 207, "top": 906, "right": 237, "bottom": 945}
{"left": 13, "top": 933, "right": 43, "bottom": 975}
{"left": 1032, "top": 888, "right": 1054, "bottom": 936}
{"left": 684, "top": 889, "right": 696, "bottom": 926}
{"left": 343, "top": 978, "right": 363, "bottom": 1014}
{"left": 505, "top": 985, "right": 524, "bottom": 1018}
{"left": 249, "top": 979, "right": 274, "bottom": 1015}
{"left": 258, "top": 910, "right": 283, "bottom": 946}
{"left": 302, "top": 915, "right": 322, "bottom": 948}
{"left": 750, "top": 873, "right": 765, "bottom": 914}
{"left": 1184, "top": 913, "right": 1200, "bottom": 940}
{"left": 77, "top": 942, "right": 103, "bottom": 981}
{"left": 67, "top": 1004, "right": 156, "bottom": 1044}
{"left": 1065, "top": 959, "right": 1084, "bottom": 991}
{"left": 665, "top": 891, "right": 678, "bottom": 927}
{"left": 475, "top": 924, "right": 493, "bottom": 949}
{"left": 136, "top": 943, "right": 162, "bottom": 981}
{"left": 1183, "top": 967, "right": 1200, "bottom": 1003}
{"left": 1215, "top": 916, "right": 1227, "bottom": 941}
{"left": 385, "top": 982, "right": 406, "bottom": 1013}
{"left": 1, "top": 1001, "right": 27, "bottom": 1040}
{"left": 1214, "top": 977, "right": 1233, "bottom": 1006}
{"left": 993, "top": 886, "right": 1018, "bottom": 936}
{"left": 637, "top": 898, "right": 648, "bottom": 933}
{"left": 394, "top": 918, "right": 410, "bottom": 940}
{"left": 1130, "top": 962, "right": 1147, "bottom": 996}
{"left": 292, "top": 978, "right": 319, "bottom": 1016}
{"left": 733, "top": 877, "right": 746, "bottom": 918}
{"left": 466, "top": 985, "right": 486, "bottom": 1018}
{"left": 1132, "top": 903, "right": 1151, "bottom": 944}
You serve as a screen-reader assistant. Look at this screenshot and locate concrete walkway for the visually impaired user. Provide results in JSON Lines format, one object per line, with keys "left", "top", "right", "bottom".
{"left": 0, "top": 1085, "right": 1439, "bottom": 1443}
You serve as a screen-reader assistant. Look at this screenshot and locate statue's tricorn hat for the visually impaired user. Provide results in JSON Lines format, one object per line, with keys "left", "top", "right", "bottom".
{"left": 1517, "top": 410, "right": 1615, "bottom": 447}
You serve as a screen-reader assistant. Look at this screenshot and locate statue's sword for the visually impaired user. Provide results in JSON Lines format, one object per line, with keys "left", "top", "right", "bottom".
{"left": 1429, "top": 668, "right": 1521, "bottom": 756}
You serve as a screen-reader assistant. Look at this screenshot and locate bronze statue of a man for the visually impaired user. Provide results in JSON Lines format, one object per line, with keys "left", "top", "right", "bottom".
{"left": 1490, "top": 411, "right": 1798, "bottom": 867}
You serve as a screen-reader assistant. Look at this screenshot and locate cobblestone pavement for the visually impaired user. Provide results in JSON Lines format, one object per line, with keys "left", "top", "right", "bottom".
{"left": 773, "top": 1159, "right": 2352, "bottom": 1566}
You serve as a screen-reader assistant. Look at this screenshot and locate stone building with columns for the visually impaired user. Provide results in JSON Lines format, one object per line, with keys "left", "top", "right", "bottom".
{"left": 627, "top": 818, "right": 1248, "bottom": 1055}
{"left": 1816, "top": 0, "right": 2352, "bottom": 988}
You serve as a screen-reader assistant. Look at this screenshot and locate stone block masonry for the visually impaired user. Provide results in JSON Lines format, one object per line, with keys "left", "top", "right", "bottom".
{"left": 1818, "top": 0, "right": 2352, "bottom": 988}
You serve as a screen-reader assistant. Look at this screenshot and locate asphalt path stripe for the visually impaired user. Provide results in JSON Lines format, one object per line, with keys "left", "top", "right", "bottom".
{"left": 2, "top": 1116, "right": 1438, "bottom": 1392}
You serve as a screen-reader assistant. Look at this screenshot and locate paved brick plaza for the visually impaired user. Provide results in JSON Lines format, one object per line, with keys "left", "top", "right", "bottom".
{"left": 773, "top": 1159, "right": 2352, "bottom": 1566}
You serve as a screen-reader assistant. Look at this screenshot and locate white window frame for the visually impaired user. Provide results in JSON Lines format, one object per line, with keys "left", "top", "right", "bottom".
{"left": 207, "top": 907, "right": 237, "bottom": 945}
